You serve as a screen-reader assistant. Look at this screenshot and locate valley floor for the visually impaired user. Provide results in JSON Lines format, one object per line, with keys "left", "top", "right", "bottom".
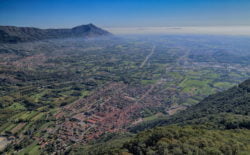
{"left": 0, "top": 35, "right": 250, "bottom": 154}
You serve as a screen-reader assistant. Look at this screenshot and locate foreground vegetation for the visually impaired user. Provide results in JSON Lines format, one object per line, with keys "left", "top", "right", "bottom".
{"left": 71, "top": 79, "right": 250, "bottom": 155}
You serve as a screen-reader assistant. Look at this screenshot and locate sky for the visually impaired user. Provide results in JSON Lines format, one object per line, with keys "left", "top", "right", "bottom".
{"left": 0, "top": 0, "right": 250, "bottom": 28}
{"left": 0, "top": 0, "right": 250, "bottom": 35}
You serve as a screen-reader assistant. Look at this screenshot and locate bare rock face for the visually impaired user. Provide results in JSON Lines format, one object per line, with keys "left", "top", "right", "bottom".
{"left": 0, "top": 23, "right": 112, "bottom": 43}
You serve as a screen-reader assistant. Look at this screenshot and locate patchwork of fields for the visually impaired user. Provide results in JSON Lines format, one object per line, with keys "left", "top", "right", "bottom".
{"left": 0, "top": 35, "right": 250, "bottom": 153}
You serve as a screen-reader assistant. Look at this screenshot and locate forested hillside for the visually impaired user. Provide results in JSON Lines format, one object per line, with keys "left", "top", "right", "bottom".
{"left": 131, "top": 79, "right": 250, "bottom": 132}
{"left": 70, "top": 79, "right": 250, "bottom": 155}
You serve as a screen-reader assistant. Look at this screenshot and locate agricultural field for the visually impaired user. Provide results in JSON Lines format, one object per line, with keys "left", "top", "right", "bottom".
{"left": 0, "top": 35, "right": 250, "bottom": 154}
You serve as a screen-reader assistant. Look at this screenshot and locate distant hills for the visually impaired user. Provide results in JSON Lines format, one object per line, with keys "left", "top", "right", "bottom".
{"left": 0, "top": 23, "right": 112, "bottom": 43}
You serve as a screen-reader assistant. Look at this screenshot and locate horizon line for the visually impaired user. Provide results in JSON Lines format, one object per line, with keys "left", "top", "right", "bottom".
{"left": 105, "top": 26, "right": 250, "bottom": 36}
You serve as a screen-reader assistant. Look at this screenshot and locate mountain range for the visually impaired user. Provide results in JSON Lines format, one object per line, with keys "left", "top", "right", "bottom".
{"left": 0, "top": 23, "right": 112, "bottom": 43}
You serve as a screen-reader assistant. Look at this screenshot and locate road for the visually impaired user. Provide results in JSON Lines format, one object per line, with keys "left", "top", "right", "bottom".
{"left": 140, "top": 45, "right": 156, "bottom": 68}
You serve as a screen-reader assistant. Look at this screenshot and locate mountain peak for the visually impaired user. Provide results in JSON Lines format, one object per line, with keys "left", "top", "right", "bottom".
{"left": 87, "top": 23, "right": 95, "bottom": 26}
{"left": 71, "top": 24, "right": 112, "bottom": 36}
{"left": 72, "top": 23, "right": 96, "bottom": 30}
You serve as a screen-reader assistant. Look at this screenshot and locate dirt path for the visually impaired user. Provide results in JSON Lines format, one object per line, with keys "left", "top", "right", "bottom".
{"left": 166, "top": 105, "right": 187, "bottom": 115}
{"left": 0, "top": 137, "right": 10, "bottom": 151}
{"left": 140, "top": 45, "right": 156, "bottom": 68}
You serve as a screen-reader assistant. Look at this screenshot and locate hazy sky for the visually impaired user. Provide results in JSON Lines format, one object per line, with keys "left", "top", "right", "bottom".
{"left": 0, "top": 0, "right": 250, "bottom": 28}
{"left": 106, "top": 26, "right": 250, "bottom": 35}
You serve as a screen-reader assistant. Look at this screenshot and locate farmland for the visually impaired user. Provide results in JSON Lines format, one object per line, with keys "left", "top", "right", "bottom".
{"left": 0, "top": 35, "right": 250, "bottom": 154}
